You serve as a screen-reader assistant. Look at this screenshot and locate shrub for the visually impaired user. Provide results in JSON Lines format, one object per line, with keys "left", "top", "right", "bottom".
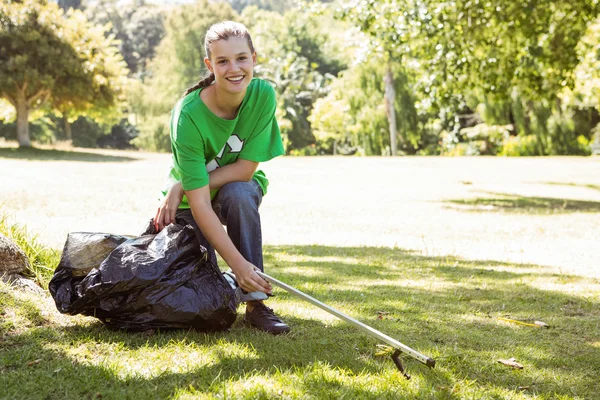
{"left": 132, "top": 116, "right": 171, "bottom": 152}
{"left": 71, "top": 117, "right": 110, "bottom": 148}
{"left": 499, "top": 135, "right": 539, "bottom": 156}
{"left": 97, "top": 119, "right": 139, "bottom": 149}
{"left": 289, "top": 144, "right": 318, "bottom": 156}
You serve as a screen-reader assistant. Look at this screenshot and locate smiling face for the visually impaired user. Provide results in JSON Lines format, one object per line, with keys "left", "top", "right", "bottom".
{"left": 205, "top": 37, "right": 256, "bottom": 96}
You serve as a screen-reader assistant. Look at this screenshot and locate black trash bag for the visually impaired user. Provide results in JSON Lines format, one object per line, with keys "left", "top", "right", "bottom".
{"left": 49, "top": 219, "right": 237, "bottom": 332}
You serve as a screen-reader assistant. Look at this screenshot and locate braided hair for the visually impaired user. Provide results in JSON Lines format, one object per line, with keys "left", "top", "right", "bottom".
{"left": 183, "top": 21, "right": 255, "bottom": 97}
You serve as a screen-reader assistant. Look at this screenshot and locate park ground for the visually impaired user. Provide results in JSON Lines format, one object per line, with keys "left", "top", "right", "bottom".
{"left": 1, "top": 143, "right": 599, "bottom": 399}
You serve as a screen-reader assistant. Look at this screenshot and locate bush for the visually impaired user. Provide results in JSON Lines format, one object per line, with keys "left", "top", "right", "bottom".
{"left": 547, "top": 110, "right": 591, "bottom": 156}
{"left": 97, "top": 119, "right": 139, "bottom": 149}
{"left": 132, "top": 116, "right": 171, "bottom": 152}
{"left": 460, "top": 124, "right": 511, "bottom": 155}
{"left": 499, "top": 135, "right": 539, "bottom": 156}
{"left": 444, "top": 143, "right": 474, "bottom": 156}
{"left": 289, "top": 144, "right": 318, "bottom": 156}
{"left": 71, "top": 117, "right": 110, "bottom": 148}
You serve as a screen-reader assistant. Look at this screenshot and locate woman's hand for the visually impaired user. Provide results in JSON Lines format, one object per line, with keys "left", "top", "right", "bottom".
{"left": 233, "top": 260, "right": 272, "bottom": 295}
{"left": 154, "top": 182, "right": 184, "bottom": 231}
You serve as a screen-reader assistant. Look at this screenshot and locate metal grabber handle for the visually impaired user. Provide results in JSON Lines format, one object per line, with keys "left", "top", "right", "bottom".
{"left": 256, "top": 271, "right": 436, "bottom": 379}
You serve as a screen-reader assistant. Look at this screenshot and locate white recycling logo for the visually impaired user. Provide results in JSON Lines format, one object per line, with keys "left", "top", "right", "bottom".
{"left": 206, "top": 134, "right": 244, "bottom": 172}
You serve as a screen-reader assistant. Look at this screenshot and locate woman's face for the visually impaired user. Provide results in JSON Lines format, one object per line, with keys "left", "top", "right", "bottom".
{"left": 205, "top": 37, "right": 256, "bottom": 95}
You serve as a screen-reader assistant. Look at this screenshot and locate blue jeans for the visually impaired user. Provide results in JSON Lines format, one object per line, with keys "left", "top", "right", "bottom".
{"left": 176, "top": 180, "right": 264, "bottom": 271}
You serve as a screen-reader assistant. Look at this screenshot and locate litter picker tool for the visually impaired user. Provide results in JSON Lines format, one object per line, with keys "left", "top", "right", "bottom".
{"left": 256, "top": 271, "right": 436, "bottom": 379}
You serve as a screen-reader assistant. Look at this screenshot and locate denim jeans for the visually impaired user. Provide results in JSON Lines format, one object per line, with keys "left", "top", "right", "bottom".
{"left": 176, "top": 180, "right": 264, "bottom": 271}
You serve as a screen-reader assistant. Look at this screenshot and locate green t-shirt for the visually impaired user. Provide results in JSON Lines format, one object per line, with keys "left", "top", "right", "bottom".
{"left": 164, "top": 78, "right": 284, "bottom": 208}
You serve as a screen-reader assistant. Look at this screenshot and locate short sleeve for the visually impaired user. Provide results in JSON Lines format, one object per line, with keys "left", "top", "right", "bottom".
{"left": 239, "top": 84, "right": 285, "bottom": 162}
{"left": 171, "top": 111, "right": 209, "bottom": 191}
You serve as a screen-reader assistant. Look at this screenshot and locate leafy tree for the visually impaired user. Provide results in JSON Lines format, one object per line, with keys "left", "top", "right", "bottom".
{"left": 0, "top": 0, "right": 127, "bottom": 147}
{"left": 51, "top": 8, "right": 128, "bottom": 141}
{"left": 84, "top": 0, "right": 165, "bottom": 78}
{"left": 338, "top": 0, "right": 600, "bottom": 155}
{"left": 310, "top": 58, "right": 421, "bottom": 155}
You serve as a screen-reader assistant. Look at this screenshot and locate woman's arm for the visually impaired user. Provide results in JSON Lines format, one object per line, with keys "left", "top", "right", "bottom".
{"left": 154, "top": 159, "right": 258, "bottom": 230}
{"left": 186, "top": 185, "right": 272, "bottom": 294}
{"left": 208, "top": 159, "right": 258, "bottom": 190}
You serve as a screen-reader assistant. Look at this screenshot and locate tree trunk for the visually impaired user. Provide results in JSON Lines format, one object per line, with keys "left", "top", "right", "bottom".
{"left": 16, "top": 96, "right": 31, "bottom": 148}
{"left": 64, "top": 114, "right": 72, "bottom": 142}
{"left": 384, "top": 66, "right": 398, "bottom": 156}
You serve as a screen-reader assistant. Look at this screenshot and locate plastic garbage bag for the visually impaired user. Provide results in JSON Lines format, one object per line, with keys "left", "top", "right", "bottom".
{"left": 49, "top": 219, "right": 237, "bottom": 332}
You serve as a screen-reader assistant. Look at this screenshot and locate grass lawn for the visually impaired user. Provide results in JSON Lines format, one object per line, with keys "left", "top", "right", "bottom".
{"left": 2, "top": 240, "right": 599, "bottom": 399}
{"left": 1, "top": 145, "right": 600, "bottom": 398}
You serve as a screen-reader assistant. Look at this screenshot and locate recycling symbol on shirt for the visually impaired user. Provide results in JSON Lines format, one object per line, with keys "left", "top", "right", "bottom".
{"left": 206, "top": 134, "right": 244, "bottom": 172}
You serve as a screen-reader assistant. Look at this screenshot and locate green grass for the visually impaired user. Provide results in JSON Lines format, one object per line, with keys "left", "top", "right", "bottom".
{"left": 543, "top": 182, "right": 600, "bottom": 192}
{"left": 2, "top": 240, "right": 599, "bottom": 399}
{"left": 0, "top": 213, "right": 60, "bottom": 288}
{"left": 445, "top": 192, "right": 600, "bottom": 214}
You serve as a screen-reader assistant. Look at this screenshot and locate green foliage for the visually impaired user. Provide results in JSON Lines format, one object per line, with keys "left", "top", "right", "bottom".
{"left": 336, "top": 0, "right": 600, "bottom": 156}
{"left": 131, "top": 115, "right": 170, "bottom": 152}
{"left": 51, "top": 7, "right": 129, "bottom": 126}
{"left": 568, "top": 16, "right": 600, "bottom": 110}
{"left": 97, "top": 119, "right": 139, "bottom": 150}
{"left": 0, "top": 0, "right": 128, "bottom": 146}
{"left": 0, "top": 112, "right": 68, "bottom": 145}
{"left": 288, "top": 144, "right": 318, "bottom": 156}
{"left": 454, "top": 124, "right": 511, "bottom": 156}
{"left": 84, "top": 0, "right": 165, "bottom": 79}
{"left": 498, "top": 135, "right": 539, "bottom": 157}
{"left": 70, "top": 117, "right": 110, "bottom": 148}
{"left": 243, "top": 5, "right": 349, "bottom": 152}
{"left": 0, "top": 0, "right": 80, "bottom": 105}
{"left": 309, "top": 58, "right": 427, "bottom": 155}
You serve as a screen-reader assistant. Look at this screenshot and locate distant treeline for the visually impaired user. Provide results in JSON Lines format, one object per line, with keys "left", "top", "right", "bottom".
{"left": 1, "top": 0, "right": 599, "bottom": 156}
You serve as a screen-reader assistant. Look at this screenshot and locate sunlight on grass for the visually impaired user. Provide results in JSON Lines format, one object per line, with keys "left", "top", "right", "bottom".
{"left": 2, "top": 244, "right": 599, "bottom": 398}
{"left": 274, "top": 252, "right": 364, "bottom": 266}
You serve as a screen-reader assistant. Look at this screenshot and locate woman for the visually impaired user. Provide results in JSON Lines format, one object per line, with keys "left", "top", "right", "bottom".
{"left": 154, "top": 21, "right": 289, "bottom": 335}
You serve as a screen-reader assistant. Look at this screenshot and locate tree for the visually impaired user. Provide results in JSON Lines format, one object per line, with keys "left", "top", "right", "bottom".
{"left": 51, "top": 8, "right": 128, "bottom": 141}
{"left": 309, "top": 58, "right": 420, "bottom": 155}
{"left": 338, "top": 0, "right": 600, "bottom": 154}
{"left": 84, "top": 0, "right": 165, "bottom": 78}
{"left": 0, "top": 0, "right": 127, "bottom": 147}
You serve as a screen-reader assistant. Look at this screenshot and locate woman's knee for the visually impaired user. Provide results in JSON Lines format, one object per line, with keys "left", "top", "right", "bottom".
{"left": 217, "top": 181, "right": 261, "bottom": 212}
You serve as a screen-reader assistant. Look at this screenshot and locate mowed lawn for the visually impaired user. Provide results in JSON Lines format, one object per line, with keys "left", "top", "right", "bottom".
{"left": 1, "top": 145, "right": 600, "bottom": 399}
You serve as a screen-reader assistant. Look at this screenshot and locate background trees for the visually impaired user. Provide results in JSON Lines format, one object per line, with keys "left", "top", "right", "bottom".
{"left": 1, "top": 0, "right": 599, "bottom": 155}
{"left": 0, "top": 0, "right": 127, "bottom": 147}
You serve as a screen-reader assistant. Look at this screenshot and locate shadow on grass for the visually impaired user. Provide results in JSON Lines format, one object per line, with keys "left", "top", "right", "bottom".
{"left": 0, "top": 147, "right": 138, "bottom": 162}
{"left": 2, "top": 245, "right": 599, "bottom": 398}
{"left": 444, "top": 191, "right": 600, "bottom": 214}
{"left": 542, "top": 181, "right": 600, "bottom": 192}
